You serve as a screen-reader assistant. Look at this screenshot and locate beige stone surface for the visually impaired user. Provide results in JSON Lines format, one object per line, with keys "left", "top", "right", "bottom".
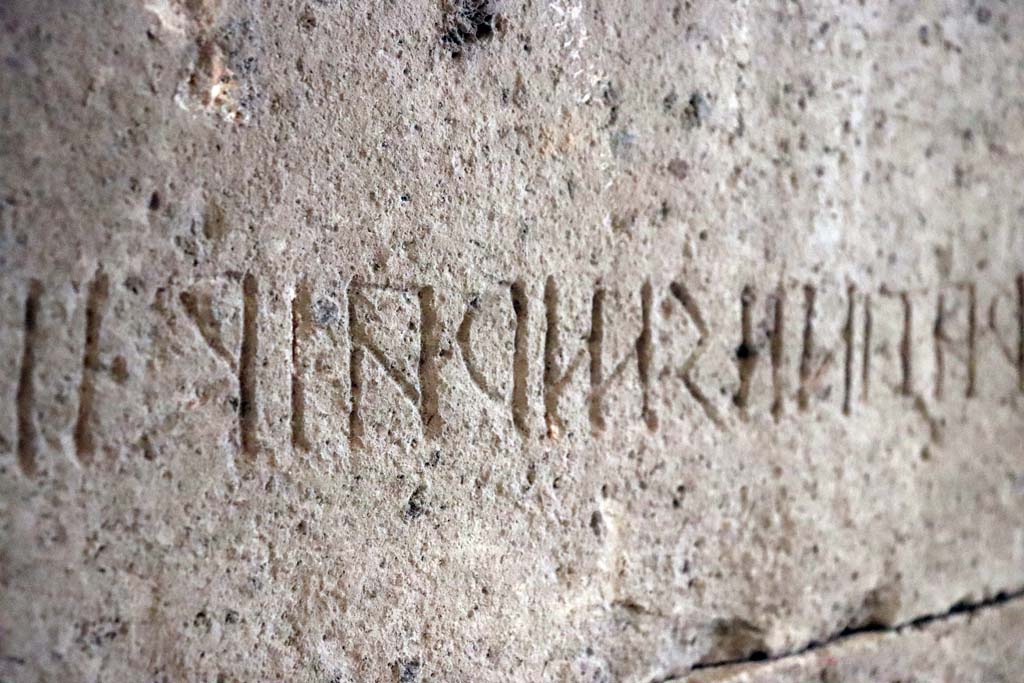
{"left": 1, "top": 1, "right": 1023, "bottom": 681}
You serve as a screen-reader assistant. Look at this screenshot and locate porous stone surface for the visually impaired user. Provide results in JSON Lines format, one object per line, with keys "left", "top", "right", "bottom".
{"left": 1, "top": 1, "right": 1023, "bottom": 681}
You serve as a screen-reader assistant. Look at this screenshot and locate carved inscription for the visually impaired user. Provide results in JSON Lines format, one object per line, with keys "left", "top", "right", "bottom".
{"left": 1019, "top": 274, "right": 1024, "bottom": 393}
{"left": 510, "top": 280, "right": 530, "bottom": 435}
{"left": 347, "top": 284, "right": 442, "bottom": 450}
{"left": 73, "top": 269, "right": 110, "bottom": 463}
{"left": 861, "top": 293, "right": 873, "bottom": 403}
{"left": 458, "top": 294, "right": 505, "bottom": 404}
{"left": 798, "top": 285, "right": 833, "bottom": 412}
{"left": 542, "top": 276, "right": 581, "bottom": 438}
{"left": 16, "top": 280, "right": 42, "bottom": 476}
{"left": 239, "top": 273, "right": 259, "bottom": 458}
{"left": 770, "top": 286, "right": 786, "bottom": 420}
{"left": 291, "top": 279, "right": 312, "bottom": 451}
{"left": 6, "top": 268, "right": 1023, "bottom": 473}
{"left": 541, "top": 279, "right": 657, "bottom": 437}
{"left": 733, "top": 285, "right": 757, "bottom": 416}
{"left": 842, "top": 285, "right": 856, "bottom": 416}
{"left": 669, "top": 280, "right": 724, "bottom": 428}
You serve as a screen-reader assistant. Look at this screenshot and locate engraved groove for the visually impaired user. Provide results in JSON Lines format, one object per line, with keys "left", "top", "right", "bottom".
{"left": 900, "top": 291, "right": 914, "bottom": 396}
{"left": 669, "top": 281, "right": 724, "bottom": 428}
{"left": 543, "top": 277, "right": 585, "bottom": 437}
{"left": 770, "top": 286, "right": 786, "bottom": 421}
{"left": 933, "top": 292, "right": 946, "bottom": 401}
{"left": 346, "top": 285, "right": 439, "bottom": 449}
{"left": 965, "top": 281, "right": 977, "bottom": 398}
{"left": 988, "top": 290, "right": 1016, "bottom": 365}
{"left": 588, "top": 287, "right": 607, "bottom": 432}
{"left": 179, "top": 289, "right": 235, "bottom": 366}
{"left": 543, "top": 276, "right": 561, "bottom": 437}
{"left": 291, "top": 280, "right": 311, "bottom": 451}
{"left": 511, "top": 280, "right": 530, "bottom": 435}
{"left": 1017, "top": 273, "right": 1023, "bottom": 393}
{"left": 798, "top": 284, "right": 835, "bottom": 411}
{"left": 74, "top": 269, "right": 110, "bottom": 464}
{"left": 418, "top": 286, "right": 443, "bottom": 440}
{"left": 587, "top": 284, "right": 656, "bottom": 433}
{"left": 348, "top": 289, "right": 365, "bottom": 451}
{"left": 457, "top": 297, "right": 503, "bottom": 403}
{"left": 842, "top": 285, "right": 855, "bottom": 415}
{"left": 861, "top": 293, "right": 873, "bottom": 402}
{"left": 349, "top": 289, "right": 420, "bottom": 403}
{"left": 637, "top": 280, "right": 657, "bottom": 430}
{"left": 239, "top": 273, "right": 259, "bottom": 458}
{"left": 798, "top": 285, "right": 816, "bottom": 411}
{"left": 733, "top": 285, "right": 757, "bottom": 415}
{"left": 913, "top": 394, "right": 943, "bottom": 445}
{"left": 16, "top": 280, "right": 42, "bottom": 477}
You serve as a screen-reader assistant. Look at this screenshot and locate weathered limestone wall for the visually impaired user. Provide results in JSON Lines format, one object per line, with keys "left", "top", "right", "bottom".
{"left": 1, "top": 1, "right": 1022, "bottom": 681}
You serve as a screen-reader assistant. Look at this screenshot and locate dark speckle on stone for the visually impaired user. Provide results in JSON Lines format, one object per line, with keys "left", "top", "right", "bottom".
{"left": 398, "top": 658, "right": 421, "bottom": 682}
{"left": 405, "top": 485, "right": 427, "bottom": 520}
{"left": 668, "top": 158, "right": 689, "bottom": 180}
{"left": 298, "top": 6, "right": 317, "bottom": 31}
{"left": 193, "top": 611, "right": 212, "bottom": 632}
{"left": 663, "top": 90, "right": 678, "bottom": 113}
{"left": 442, "top": 0, "right": 502, "bottom": 56}
{"left": 589, "top": 510, "right": 605, "bottom": 538}
{"left": 736, "top": 342, "right": 756, "bottom": 360}
{"left": 611, "top": 130, "right": 637, "bottom": 159}
{"left": 313, "top": 297, "right": 340, "bottom": 326}
{"left": 683, "top": 92, "right": 711, "bottom": 129}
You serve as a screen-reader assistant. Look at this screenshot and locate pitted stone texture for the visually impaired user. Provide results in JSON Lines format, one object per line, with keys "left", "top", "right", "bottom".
{"left": 1, "top": 1, "right": 1023, "bottom": 682}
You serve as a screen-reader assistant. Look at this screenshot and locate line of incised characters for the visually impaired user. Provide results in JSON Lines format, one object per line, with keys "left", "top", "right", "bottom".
{"left": 9, "top": 270, "right": 1024, "bottom": 474}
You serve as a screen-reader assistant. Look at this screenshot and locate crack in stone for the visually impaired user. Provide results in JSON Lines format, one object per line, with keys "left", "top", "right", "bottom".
{"left": 663, "top": 586, "right": 1024, "bottom": 681}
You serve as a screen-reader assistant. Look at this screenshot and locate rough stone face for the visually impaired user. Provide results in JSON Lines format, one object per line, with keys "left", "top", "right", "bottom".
{"left": 1, "top": 1, "right": 1022, "bottom": 682}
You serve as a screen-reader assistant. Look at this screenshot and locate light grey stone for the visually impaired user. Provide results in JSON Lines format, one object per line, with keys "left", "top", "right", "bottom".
{"left": 1, "top": 1, "right": 1022, "bottom": 681}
